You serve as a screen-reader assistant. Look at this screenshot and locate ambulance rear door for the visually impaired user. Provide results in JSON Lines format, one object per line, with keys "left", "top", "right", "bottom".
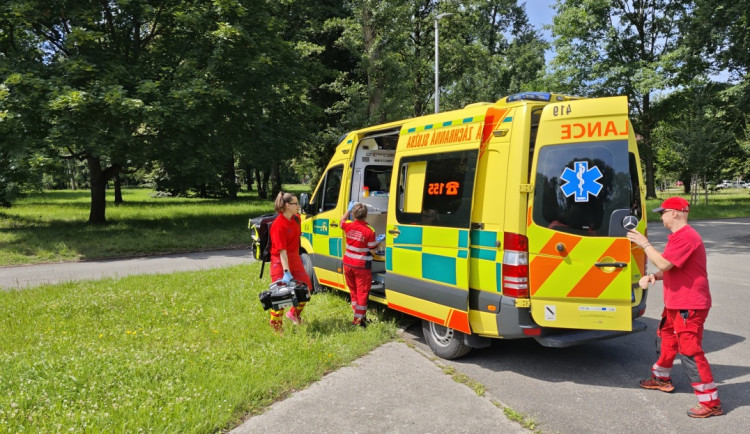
{"left": 526, "top": 96, "right": 642, "bottom": 332}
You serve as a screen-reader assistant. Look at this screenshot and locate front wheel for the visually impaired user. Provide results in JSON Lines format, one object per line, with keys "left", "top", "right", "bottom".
{"left": 421, "top": 320, "right": 472, "bottom": 359}
{"left": 300, "top": 252, "right": 322, "bottom": 293}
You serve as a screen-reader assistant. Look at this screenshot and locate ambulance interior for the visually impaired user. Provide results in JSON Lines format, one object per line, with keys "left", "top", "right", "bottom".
{"left": 349, "top": 130, "right": 398, "bottom": 287}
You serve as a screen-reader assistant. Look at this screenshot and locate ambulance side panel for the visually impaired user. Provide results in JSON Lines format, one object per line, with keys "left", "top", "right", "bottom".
{"left": 384, "top": 109, "right": 490, "bottom": 334}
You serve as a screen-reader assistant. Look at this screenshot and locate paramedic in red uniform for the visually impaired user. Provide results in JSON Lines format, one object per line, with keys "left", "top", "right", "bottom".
{"left": 340, "top": 203, "right": 379, "bottom": 327}
{"left": 627, "top": 197, "right": 722, "bottom": 418}
{"left": 268, "top": 192, "right": 313, "bottom": 332}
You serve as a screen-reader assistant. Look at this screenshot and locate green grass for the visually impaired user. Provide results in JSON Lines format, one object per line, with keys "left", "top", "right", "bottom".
{"left": 499, "top": 404, "right": 539, "bottom": 432}
{"left": 0, "top": 187, "right": 309, "bottom": 266}
{"left": 0, "top": 262, "right": 400, "bottom": 432}
{"left": 644, "top": 188, "right": 750, "bottom": 222}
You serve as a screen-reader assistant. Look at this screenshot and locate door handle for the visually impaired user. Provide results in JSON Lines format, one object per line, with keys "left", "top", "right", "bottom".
{"left": 388, "top": 229, "right": 400, "bottom": 235}
{"left": 330, "top": 222, "right": 338, "bottom": 228}
{"left": 595, "top": 262, "right": 627, "bottom": 268}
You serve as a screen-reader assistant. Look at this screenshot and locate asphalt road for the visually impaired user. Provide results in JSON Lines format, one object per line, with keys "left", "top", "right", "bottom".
{"left": 403, "top": 217, "right": 750, "bottom": 433}
{"left": 0, "top": 249, "right": 253, "bottom": 290}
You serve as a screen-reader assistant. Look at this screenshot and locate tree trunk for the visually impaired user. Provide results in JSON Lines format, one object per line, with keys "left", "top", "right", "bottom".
{"left": 245, "top": 164, "right": 254, "bottom": 192}
{"left": 642, "top": 94, "right": 657, "bottom": 199}
{"left": 262, "top": 170, "right": 270, "bottom": 199}
{"left": 362, "top": 5, "right": 384, "bottom": 122}
{"left": 114, "top": 173, "right": 123, "bottom": 204}
{"left": 67, "top": 160, "right": 78, "bottom": 190}
{"left": 255, "top": 169, "right": 267, "bottom": 199}
{"left": 87, "top": 155, "right": 107, "bottom": 224}
{"left": 270, "top": 160, "right": 282, "bottom": 199}
{"left": 225, "top": 153, "right": 237, "bottom": 199}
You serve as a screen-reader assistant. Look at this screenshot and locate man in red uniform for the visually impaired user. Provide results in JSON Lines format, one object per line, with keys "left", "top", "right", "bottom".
{"left": 340, "top": 203, "right": 379, "bottom": 327}
{"left": 627, "top": 197, "right": 722, "bottom": 418}
{"left": 268, "top": 192, "right": 313, "bottom": 332}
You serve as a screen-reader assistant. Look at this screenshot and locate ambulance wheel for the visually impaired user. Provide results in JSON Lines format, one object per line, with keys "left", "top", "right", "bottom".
{"left": 301, "top": 253, "right": 322, "bottom": 293}
{"left": 421, "top": 320, "right": 472, "bottom": 360}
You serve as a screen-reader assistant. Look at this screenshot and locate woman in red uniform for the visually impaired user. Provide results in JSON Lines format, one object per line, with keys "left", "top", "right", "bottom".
{"left": 340, "top": 203, "right": 379, "bottom": 327}
{"left": 268, "top": 192, "right": 312, "bottom": 331}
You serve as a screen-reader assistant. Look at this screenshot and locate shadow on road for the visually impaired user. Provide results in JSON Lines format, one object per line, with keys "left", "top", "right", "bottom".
{"left": 406, "top": 316, "right": 748, "bottom": 412}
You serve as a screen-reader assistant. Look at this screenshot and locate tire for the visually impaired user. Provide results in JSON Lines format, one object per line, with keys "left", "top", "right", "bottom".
{"left": 300, "top": 252, "right": 323, "bottom": 293}
{"left": 421, "top": 319, "right": 472, "bottom": 360}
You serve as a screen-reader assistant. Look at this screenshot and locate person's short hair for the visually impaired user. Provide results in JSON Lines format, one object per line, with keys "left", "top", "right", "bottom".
{"left": 352, "top": 203, "right": 368, "bottom": 220}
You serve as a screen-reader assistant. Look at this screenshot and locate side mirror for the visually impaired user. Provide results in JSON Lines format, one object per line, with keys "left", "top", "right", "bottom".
{"left": 300, "top": 193, "right": 310, "bottom": 214}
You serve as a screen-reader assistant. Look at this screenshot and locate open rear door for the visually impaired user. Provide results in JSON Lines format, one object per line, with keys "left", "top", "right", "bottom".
{"left": 526, "top": 96, "right": 637, "bottom": 331}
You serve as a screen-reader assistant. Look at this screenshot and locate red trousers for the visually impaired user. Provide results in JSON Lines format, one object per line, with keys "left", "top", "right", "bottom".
{"left": 651, "top": 308, "right": 720, "bottom": 407}
{"left": 344, "top": 265, "right": 371, "bottom": 324}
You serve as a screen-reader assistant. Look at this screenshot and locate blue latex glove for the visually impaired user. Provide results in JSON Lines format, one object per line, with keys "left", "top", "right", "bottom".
{"left": 348, "top": 201, "right": 356, "bottom": 212}
{"left": 282, "top": 270, "right": 293, "bottom": 284}
{"left": 376, "top": 234, "right": 386, "bottom": 242}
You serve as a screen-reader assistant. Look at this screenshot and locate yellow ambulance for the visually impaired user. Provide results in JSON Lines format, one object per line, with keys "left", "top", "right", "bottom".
{"left": 298, "top": 92, "right": 649, "bottom": 359}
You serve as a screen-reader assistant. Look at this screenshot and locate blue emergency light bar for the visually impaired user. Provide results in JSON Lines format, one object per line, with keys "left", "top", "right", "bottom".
{"left": 506, "top": 92, "right": 552, "bottom": 102}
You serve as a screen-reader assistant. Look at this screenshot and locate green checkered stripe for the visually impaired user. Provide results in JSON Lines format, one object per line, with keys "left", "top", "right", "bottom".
{"left": 400, "top": 115, "right": 486, "bottom": 136}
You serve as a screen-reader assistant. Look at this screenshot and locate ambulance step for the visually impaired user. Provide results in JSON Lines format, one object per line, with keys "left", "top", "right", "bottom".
{"left": 369, "top": 282, "right": 386, "bottom": 299}
{"left": 533, "top": 320, "right": 648, "bottom": 348}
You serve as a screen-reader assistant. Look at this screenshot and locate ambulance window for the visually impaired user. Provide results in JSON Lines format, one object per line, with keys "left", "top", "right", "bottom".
{"left": 363, "top": 166, "right": 391, "bottom": 193}
{"left": 528, "top": 107, "right": 543, "bottom": 175}
{"left": 310, "top": 164, "right": 343, "bottom": 213}
{"left": 529, "top": 107, "right": 543, "bottom": 149}
{"left": 396, "top": 150, "right": 477, "bottom": 228}
{"left": 532, "top": 140, "right": 631, "bottom": 237}
{"left": 629, "top": 152, "right": 643, "bottom": 220}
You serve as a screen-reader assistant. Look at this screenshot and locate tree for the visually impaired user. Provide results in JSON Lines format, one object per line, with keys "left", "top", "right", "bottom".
{"left": 652, "top": 84, "right": 736, "bottom": 201}
{"left": 688, "top": 0, "right": 749, "bottom": 79}
{"left": 543, "top": 0, "right": 693, "bottom": 198}
{"left": 1, "top": 1, "right": 185, "bottom": 222}
{"left": 440, "top": 0, "right": 547, "bottom": 108}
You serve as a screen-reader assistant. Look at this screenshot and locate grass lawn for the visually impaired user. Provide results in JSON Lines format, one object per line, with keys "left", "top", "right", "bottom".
{"left": 644, "top": 188, "right": 750, "bottom": 222}
{"left": 0, "top": 187, "right": 309, "bottom": 266}
{"left": 0, "top": 263, "right": 401, "bottom": 432}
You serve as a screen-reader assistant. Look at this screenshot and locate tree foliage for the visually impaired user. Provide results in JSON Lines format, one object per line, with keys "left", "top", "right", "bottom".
{"left": 2, "top": 0, "right": 748, "bottom": 219}
{"left": 543, "top": 0, "right": 695, "bottom": 198}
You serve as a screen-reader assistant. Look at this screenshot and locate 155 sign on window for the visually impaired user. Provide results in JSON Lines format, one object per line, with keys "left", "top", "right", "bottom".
{"left": 428, "top": 181, "right": 460, "bottom": 196}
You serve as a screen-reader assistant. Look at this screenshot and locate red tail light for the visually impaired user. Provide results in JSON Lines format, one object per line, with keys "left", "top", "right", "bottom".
{"left": 502, "top": 232, "right": 529, "bottom": 298}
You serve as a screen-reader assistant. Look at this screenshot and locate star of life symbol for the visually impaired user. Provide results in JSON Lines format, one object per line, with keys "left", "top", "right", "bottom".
{"left": 560, "top": 161, "right": 603, "bottom": 202}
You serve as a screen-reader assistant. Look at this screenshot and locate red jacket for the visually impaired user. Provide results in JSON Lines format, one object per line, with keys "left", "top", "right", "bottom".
{"left": 340, "top": 219, "right": 377, "bottom": 269}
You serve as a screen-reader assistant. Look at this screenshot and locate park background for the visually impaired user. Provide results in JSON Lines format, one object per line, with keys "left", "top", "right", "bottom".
{"left": 2, "top": 0, "right": 749, "bottom": 225}
{"left": 1, "top": 2, "right": 749, "bottom": 431}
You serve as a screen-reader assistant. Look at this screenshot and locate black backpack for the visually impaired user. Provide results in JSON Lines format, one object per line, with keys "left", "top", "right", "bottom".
{"left": 249, "top": 213, "right": 277, "bottom": 278}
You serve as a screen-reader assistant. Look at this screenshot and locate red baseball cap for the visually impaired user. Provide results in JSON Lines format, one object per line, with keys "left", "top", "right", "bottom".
{"left": 653, "top": 197, "right": 690, "bottom": 213}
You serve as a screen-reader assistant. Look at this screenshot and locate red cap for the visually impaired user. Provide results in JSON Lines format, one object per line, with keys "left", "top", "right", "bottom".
{"left": 653, "top": 197, "right": 690, "bottom": 213}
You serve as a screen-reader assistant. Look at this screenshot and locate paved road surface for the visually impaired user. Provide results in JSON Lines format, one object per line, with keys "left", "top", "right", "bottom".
{"left": 0, "top": 249, "right": 253, "bottom": 290}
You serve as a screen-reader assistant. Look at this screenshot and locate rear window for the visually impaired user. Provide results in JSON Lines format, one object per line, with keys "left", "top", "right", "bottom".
{"left": 532, "top": 140, "right": 635, "bottom": 237}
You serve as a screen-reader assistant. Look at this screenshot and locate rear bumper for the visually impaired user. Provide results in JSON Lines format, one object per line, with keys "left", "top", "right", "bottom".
{"left": 533, "top": 319, "right": 648, "bottom": 348}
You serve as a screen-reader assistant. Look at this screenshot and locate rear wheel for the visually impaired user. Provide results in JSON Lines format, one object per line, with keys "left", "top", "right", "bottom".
{"left": 300, "top": 252, "right": 322, "bottom": 293}
{"left": 421, "top": 320, "right": 472, "bottom": 359}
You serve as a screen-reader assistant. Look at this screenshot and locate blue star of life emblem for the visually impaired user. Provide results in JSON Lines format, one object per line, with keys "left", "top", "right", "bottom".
{"left": 560, "top": 161, "right": 603, "bottom": 202}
